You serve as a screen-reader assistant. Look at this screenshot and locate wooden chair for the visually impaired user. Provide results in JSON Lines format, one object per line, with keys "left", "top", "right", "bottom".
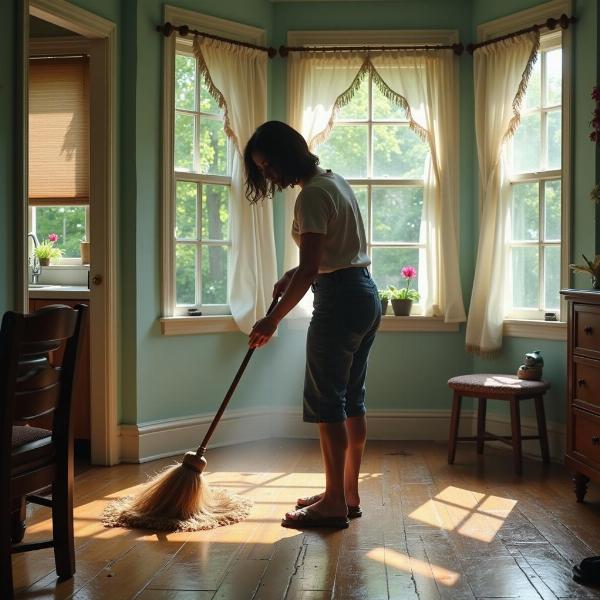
{"left": 0, "top": 304, "right": 87, "bottom": 597}
{"left": 447, "top": 374, "right": 551, "bottom": 475}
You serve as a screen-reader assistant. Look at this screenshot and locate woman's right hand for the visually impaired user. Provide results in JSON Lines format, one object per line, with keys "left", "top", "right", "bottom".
{"left": 272, "top": 268, "right": 296, "bottom": 299}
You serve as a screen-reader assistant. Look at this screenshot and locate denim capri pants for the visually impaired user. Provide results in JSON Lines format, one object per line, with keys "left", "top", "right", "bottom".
{"left": 303, "top": 267, "right": 381, "bottom": 423}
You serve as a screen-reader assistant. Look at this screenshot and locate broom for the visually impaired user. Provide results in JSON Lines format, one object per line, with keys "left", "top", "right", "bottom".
{"left": 103, "top": 298, "right": 279, "bottom": 531}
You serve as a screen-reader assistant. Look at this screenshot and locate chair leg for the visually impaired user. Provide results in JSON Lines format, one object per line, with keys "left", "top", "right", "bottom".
{"left": 448, "top": 392, "right": 462, "bottom": 464}
{"left": 510, "top": 397, "right": 523, "bottom": 475}
{"left": 1, "top": 499, "right": 14, "bottom": 598}
{"left": 52, "top": 478, "right": 75, "bottom": 580}
{"left": 534, "top": 395, "right": 550, "bottom": 463}
{"left": 10, "top": 497, "right": 26, "bottom": 544}
{"left": 477, "top": 398, "right": 487, "bottom": 454}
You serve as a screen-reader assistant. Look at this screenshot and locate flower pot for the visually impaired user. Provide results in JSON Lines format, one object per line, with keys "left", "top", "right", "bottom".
{"left": 38, "top": 257, "right": 50, "bottom": 267}
{"left": 380, "top": 299, "right": 388, "bottom": 315}
{"left": 592, "top": 275, "right": 600, "bottom": 290}
{"left": 80, "top": 241, "right": 90, "bottom": 265}
{"left": 391, "top": 298, "right": 413, "bottom": 316}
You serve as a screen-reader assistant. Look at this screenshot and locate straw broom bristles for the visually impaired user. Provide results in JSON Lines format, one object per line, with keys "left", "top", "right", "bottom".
{"left": 102, "top": 452, "right": 252, "bottom": 532}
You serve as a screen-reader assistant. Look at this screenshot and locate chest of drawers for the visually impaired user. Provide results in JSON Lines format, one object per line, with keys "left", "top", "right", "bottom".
{"left": 561, "top": 289, "right": 600, "bottom": 501}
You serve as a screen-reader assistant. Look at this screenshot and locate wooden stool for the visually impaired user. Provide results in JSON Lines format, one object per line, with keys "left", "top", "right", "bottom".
{"left": 447, "top": 374, "right": 551, "bottom": 475}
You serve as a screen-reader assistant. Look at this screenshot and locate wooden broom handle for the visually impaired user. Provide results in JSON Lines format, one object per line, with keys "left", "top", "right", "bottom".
{"left": 195, "top": 297, "right": 279, "bottom": 456}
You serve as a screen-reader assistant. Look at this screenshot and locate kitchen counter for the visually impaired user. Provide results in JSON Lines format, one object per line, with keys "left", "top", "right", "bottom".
{"left": 28, "top": 285, "right": 90, "bottom": 299}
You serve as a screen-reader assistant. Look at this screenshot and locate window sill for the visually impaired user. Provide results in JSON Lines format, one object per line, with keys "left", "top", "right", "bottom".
{"left": 379, "top": 315, "right": 460, "bottom": 332}
{"left": 503, "top": 319, "right": 567, "bottom": 341}
{"left": 160, "top": 315, "right": 239, "bottom": 336}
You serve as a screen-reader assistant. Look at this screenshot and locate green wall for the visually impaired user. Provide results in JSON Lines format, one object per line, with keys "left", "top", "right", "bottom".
{"left": 1, "top": 0, "right": 597, "bottom": 431}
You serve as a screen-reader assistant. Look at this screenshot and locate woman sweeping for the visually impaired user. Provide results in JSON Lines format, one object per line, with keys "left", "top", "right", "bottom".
{"left": 244, "top": 121, "right": 381, "bottom": 529}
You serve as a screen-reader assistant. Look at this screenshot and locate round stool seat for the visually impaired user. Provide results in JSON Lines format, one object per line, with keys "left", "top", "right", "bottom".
{"left": 448, "top": 374, "right": 550, "bottom": 397}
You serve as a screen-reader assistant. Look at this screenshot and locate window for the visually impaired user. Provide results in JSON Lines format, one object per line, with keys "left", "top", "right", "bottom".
{"left": 173, "top": 41, "right": 232, "bottom": 315}
{"left": 316, "top": 75, "right": 429, "bottom": 306}
{"left": 505, "top": 32, "right": 565, "bottom": 319}
{"left": 28, "top": 57, "right": 90, "bottom": 263}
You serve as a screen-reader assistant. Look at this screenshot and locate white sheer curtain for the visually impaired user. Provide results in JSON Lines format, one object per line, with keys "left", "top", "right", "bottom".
{"left": 194, "top": 37, "right": 277, "bottom": 333}
{"left": 465, "top": 32, "right": 540, "bottom": 355}
{"left": 285, "top": 50, "right": 465, "bottom": 322}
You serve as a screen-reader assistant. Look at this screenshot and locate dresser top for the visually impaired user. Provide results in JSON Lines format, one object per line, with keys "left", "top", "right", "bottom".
{"left": 560, "top": 289, "right": 600, "bottom": 302}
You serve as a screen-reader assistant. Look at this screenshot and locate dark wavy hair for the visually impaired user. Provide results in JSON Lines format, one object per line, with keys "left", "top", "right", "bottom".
{"left": 244, "top": 121, "right": 319, "bottom": 204}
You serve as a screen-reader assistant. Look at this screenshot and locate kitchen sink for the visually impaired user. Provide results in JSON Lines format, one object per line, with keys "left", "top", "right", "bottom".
{"left": 28, "top": 284, "right": 60, "bottom": 289}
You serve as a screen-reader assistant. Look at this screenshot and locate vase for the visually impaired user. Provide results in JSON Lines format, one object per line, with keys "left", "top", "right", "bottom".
{"left": 38, "top": 257, "right": 50, "bottom": 267}
{"left": 80, "top": 241, "right": 90, "bottom": 265}
{"left": 593, "top": 275, "right": 600, "bottom": 290}
{"left": 391, "top": 298, "right": 413, "bottom": 316}
{"left": 380, "top": 299, "right": 388, "bottom": 315}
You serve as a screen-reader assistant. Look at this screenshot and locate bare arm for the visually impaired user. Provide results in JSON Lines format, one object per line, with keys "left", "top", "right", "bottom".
{"left": 249, "top": 232, "right": 325, "bottom": 348}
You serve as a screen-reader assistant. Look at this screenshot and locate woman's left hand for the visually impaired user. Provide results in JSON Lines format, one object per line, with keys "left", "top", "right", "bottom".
{"left": 249, "top": 315, "right": 278, "bottom": 348}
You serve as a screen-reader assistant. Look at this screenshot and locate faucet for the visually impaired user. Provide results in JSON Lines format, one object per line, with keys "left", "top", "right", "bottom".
{"left": 27, "top": 232, "right": 42, "bottom": 284}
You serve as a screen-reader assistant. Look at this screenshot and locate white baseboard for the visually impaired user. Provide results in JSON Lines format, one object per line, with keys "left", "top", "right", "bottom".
{"left": 119, "top": 406, "right": 565, "bottom": 464}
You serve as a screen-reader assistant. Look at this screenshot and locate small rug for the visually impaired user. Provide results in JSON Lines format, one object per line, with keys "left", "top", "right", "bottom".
{"left": 102, "top": 487, "right": 253, "bottom": 532}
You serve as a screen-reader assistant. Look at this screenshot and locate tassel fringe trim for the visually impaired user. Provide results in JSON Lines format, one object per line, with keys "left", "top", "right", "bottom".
{"left": 310, "top": 57, "right": 430, "bottom": 150}
{"left": 465, "top": 343, "right": 502, "bottom": 359}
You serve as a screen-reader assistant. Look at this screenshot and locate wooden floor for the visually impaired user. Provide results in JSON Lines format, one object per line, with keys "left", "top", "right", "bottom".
{"left": 12, "top": 439, "right": 600, "bottom": 599}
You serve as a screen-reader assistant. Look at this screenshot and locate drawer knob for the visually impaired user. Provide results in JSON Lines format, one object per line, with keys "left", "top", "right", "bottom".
{"left": 584, "top": 326, "right": 593, "bottom": 335}
{"left": 592, "top": 436, "right": 600, "bottom": 446}
{"left": 578, "top": 378, "right": 586, "bottom": 387}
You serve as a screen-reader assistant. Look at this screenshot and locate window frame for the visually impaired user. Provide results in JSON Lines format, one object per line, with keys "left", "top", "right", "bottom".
{"left": 321, "top": 74, "right": 428, "bottom": 314}
{"left": 161, "top": 5, "right": 266, "bottom": 329}
{"left": 288, "top": 28, "right": 459, "bottom": 327}
{"left": 478, "top": 0, "right": 572, "bottom": 339}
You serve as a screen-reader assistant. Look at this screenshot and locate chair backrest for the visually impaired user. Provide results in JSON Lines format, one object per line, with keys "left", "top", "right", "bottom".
{"left": 0, "top": 304, "right": 87, "bottom": 456}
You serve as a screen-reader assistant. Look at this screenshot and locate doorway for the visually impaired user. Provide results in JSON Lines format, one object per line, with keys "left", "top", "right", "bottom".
{"left": 22, "top": 0, "right": 118, "bottom": 465}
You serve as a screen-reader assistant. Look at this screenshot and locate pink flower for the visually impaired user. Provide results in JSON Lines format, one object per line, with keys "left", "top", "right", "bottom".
{"left": 401, "top": 266, "right": 417, "bottom": 280}
{"left": 48, "top": 233, "right": 58, "bottom": 242}
{"left": 592, "top": 86, "right": 600, "bottom": 101}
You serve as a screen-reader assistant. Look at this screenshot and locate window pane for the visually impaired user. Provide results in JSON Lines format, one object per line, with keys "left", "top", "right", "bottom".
{"left": 176, "top": 243, "right": 196, "bottom": 305}
{"left": 351, "top": 185, "right": 368, "bottom": 231}
{"left": 545, "top": 48, "right": 562, "bottom": 106}
{"left": 546, "top": 110, "right": 561, "bottom": 170}
{"left": 512, "top": 246, "right": 539, "bottom": 309}
{"left": 523, "top": 56, "right": 541, "bottom": 111}
{"left": 175, "top": 54, "right": 195, "bottom": 111}
{"left": 34, "top": 206, "right": 86, "bottom": 258}
{"left": 372, "top": 187, "right": 422, "bottom": 243}
{"left": 202, "top": 184, "right": 229, "bottom": 241}
{"left": 511, "top": 182, "right": 539, "bottom": 241}
{"left": 175, "top": 112, "right": 194, "bottom": 171}
{"left": 544, "top": 245, "right": 560, "bottom": 310}
{"left": 337, "top": 78, "right": 368, "bottom": 120}
{"left": 199, "top": 118, "right": 228, "bottom": 175}
{"left": 318, "top": 124, "right": 368, "bottom": 178}
{"left": 371, "top": 247, "right": 419, "bottom": 291}
{"left": 175, "top": 182, "right": 197, "bottom": 240}
{"left": 373, "top": 124, "right": 427, "bottom": 179}
{"left": 202, "top": 245, "right": 228, "bottom": 304}
{"left": 544, "top": 180, "right": 561, "bottom": 241}
{"left": 512, "top": 113, "right": 541, "bottom": 172}
{"left": 373, "top": 77, "right": 407, "bottom": 121}
{"left": 200, "top": 76, "right": 221, "bottom": 115}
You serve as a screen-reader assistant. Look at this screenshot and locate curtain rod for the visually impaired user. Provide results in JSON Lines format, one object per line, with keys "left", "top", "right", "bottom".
{"left": 279, "top": 43, "right": 464, "bottom": 57}
{"left": 467, "top": 13, "right": 576, "bottom": 54}
{"left": 157, "top": 22, "right": 277, "bottom": 58}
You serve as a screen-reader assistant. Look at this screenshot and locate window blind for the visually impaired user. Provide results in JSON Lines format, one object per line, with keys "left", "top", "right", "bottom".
{"left": 28, "top": 57, "right": 89, "bottom": 206}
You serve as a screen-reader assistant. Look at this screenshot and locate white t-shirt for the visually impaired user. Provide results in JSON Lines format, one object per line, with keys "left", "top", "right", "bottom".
{"left": 291, "top": 170, "right": 371, "bottom": 274}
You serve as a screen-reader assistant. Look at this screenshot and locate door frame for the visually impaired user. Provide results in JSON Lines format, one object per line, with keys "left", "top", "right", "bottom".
{"left": 23, "top": 0, "right": 119, "bottom": 465}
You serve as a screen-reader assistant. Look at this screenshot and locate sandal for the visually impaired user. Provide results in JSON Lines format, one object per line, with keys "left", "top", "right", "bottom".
{"left": 295, "top": 494, "right": 362, "bottom": 519}
{"left": 281, "top": 507, "right": 349, "bottom": 530}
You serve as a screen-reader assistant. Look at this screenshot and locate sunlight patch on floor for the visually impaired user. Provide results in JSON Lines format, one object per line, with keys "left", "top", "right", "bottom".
{"left": 367, "top": 547, "right": 460, "bottom": 587}
{"left": 409, "top": 485, "right": 517, "bottom": 542}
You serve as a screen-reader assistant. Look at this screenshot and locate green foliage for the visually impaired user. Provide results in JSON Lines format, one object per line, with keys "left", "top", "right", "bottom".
{"left": 387, "top": 285, "right": 420, "bottom": 301}
{"left": 34, "top": 240, "right": 62, "bottom": 261}
{"left": 33, "top": 207, "right": 86, "bottom": 258}
{"left": 378, "top": 289, "right": 390, "bottom": 301}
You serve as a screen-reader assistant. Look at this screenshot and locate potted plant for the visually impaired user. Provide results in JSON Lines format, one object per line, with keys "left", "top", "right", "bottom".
{"left": 378, "top": 288, "right": 390, "bottom": 315}
{"left": 34, "top": 233, "right": 62, "bottom": 266}
{"left": 570, "top": 254, "right": 600, "bottom": 290}
{"left": 389, "top": 266, "right": 420, "bottom": 316}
